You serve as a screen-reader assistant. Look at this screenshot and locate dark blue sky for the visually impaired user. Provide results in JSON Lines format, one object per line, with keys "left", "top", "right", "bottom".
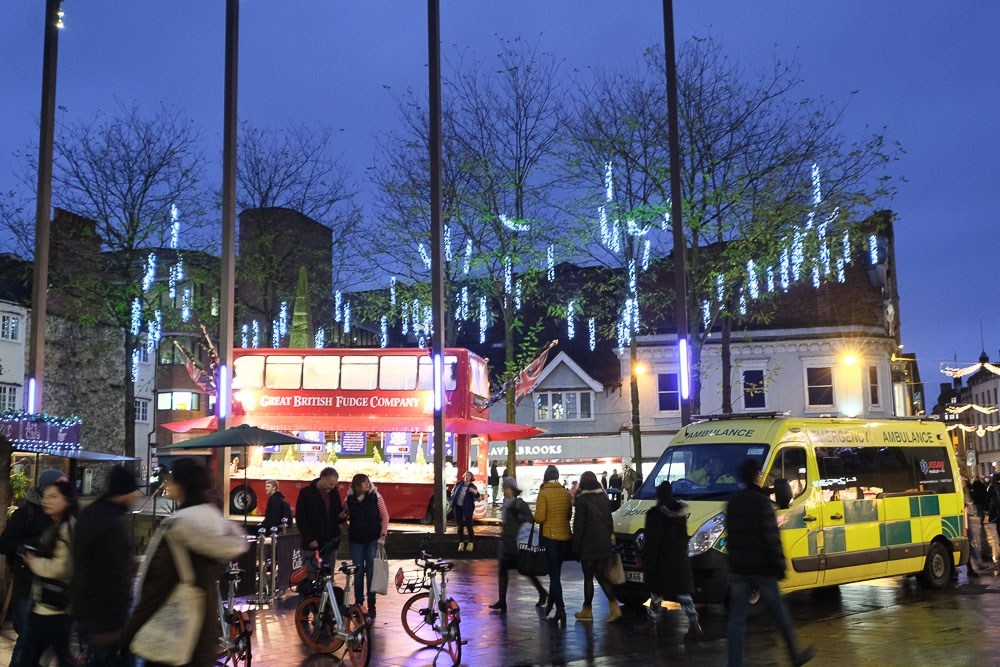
{"left": 2, "top": 2, "right": 998, "bottom": 397}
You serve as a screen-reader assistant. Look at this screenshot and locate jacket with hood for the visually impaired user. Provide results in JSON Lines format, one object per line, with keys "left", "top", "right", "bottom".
{"left": 123, "top": 503, "right": 248, "bottom": 667}
{"left": 571, "top": 489, "right": 613, "bottom": 561}
{"left": 27, "top": 519, "right": 75, "bottom": 616}
{"left": 72, "top": 495, "right": 136, "bottom": 633}
{"left": 534, "top": 482, "right": 572, "bottom": 541}
{"left": 643, "top": 499, "right": 694, "bottom": 596}
{"left": 295, "top": 478, "right": 345, "bottom": 551}
{"left": 261, "top": 490, "right": 294, "bottom": 531}
{"left": 0, "top": 487, "right": 54, "bottom": 597}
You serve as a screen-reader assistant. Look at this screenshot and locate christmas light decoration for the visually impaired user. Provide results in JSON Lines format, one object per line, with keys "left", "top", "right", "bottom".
{"left": 739, "top": 293, "right": 747, "bottom": 316}
{"left": 589, "top": 317, "right": 596, "bottom": 352}
{"left": 380, "top": 317, "right": 388, "bottom": 348}
{"left": 747, "top": 260, "right": 759, "bottom": 300}
{"left": 942, "top": 362, "right": 1000, "bottom": 378}
{"left": 181, "top": 287, "right": 192, "bottom": 322}
{"left": 344, "top": 302, "right": 351, "bottom": 334}
{"left": 279, "top": 301, "right": 289, "bottom": 338}
{"left": 272, "top": 320, "right": 280, "bottom": 348}
{"left": 780, "top": 249, "right": 790, "bottom": 292}
{"left": 948, "top": 423, "right": 1000, "bottom": 438}
{"left": 629, "top": 260, "right": 637, "bottom": 293}
{"left": 131, "top": 349, "right": 140, "bottom": 382}
{"left": 142, "top": 253, "right": 156, "bottom": 292}
{"left": 515, "top": 281, "right": 523, "bottom": 311}
{"left": 315, "top": 328, "right": 326, "bottom": 349}
{"left": 868, "top": 234, "right": 879, "bottom": 265}
{"left": 335, "top": 290, "right": 342, "bottom": 322}
{"left": 811, "top": 267, "right": 820, "bottom": 289}
{"left": 464, "top": 239, "right": 473, "bottom": 275}
{"left": 444, "top": 226, "right": 453, "bottom": 262}
{"left": 500, "top": 214, "right": 530, "bottom": 232}
{"left": 170, "top": 204, "right": 180, "bottom": 249}
{"left": 418, "top": 243, "right": 432, "bottom": 269}
{"left": 766, "top": 267, "right": 776, "bottom": 293}
{"left": 547, "top": 245, "right": 555, "bottom": 282}
{"left": 241, "top": 324, "right": 249, "bottom": 348}
{"left": 611, "top": 217, "right": 621, "bottom": 252}
{"left": 662, "top": 208, "right": 670, "bottom": 230}
{"left": 811, "top": 163, "right": 822, "bottom": 206}
{"left": 702, "top": 301, "right": 711, "bottom": 328}
{"left": 390, "top": 277, "right": 397, "bottom": 307}
{"left": 479, "top": 296, "right": 488, "bottom": 344}
{"left": 402, "top": 310, "right": 409, "bottom": 335}
{"left": 504, "top": 256, "right": 512, "bottom": 294}
{"left": 605, "top": 162, "right": 614, "bottom": 202}
{"left": 791, "top": 231, "right": 803, "bottom": 281}
{"left": 946, "top": 403, "right": 998, "bottom": 415}
{"left": 423, "top": 306, "right": 432, "bottom": 335}
{"left": 251, "top": 320, "right": 260, "bottom": 348}
{"left": 418, "top": 336, "right": 426, "bottom": 348}
{"left": 842, "top": 230, "right": 851, "bottom": 263}
{"left": 460, "top": 287, "right": 470, "bottom": 320}
{"left": 836, "top": 257, "right": 846, "bottom": 283}
{"left": 567, "top": 300, "right": 576, "bottom": 339}
{"left": 715, "top": 275, "right": 724, "bottom": 304}
{"left": 599, "top": 206, "right": 610, "bottom": 247}
{"left": 130, "top": 298, "right": 142, "bottom": 336}
{"left": 642, "top": 240, "right": 651, "bottom": 271}
{"left": 147, "top": 310, "right": 162, "bottom": 353}
{"left": 168, "top": 264, "right": 178, "bottom": 299}
{"left": 411, "top": 299, "right": 420, "bottom": 333}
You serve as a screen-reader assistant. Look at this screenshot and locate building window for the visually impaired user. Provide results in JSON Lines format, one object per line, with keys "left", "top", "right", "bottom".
{"left": 657, "top": 373, "right": 680, "bottom": 412}
{"left": 805, "top": 366, "right": 834, "bottom": 408}
{"left": 0, "top": 384, "right": 18, "bottom": 411}
{"left": 137, "top": 343, "right": 150, "bottom": 364}
{"left": 134, "top": 399, "right": 150, "bottom": 423}
{"left": 156, "top": 391, "right": 200, "bottom": 411}
{"left": 1, "top": 314, "right": 20, "bottom": 341}
{"left": 868, "top": 365, "right": 881, "bottom": 407}
{"left": 535, "top": 391, "right": 593, "bottom": 421}
{"left": 742, "top": 369, "right": 767, "bottom": 409}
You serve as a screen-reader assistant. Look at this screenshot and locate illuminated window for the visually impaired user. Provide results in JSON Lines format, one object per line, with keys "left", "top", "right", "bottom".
{"left": 535, "top": 391, "right": 592, "bottom": 421}
{"left": 265, "top": 355, "right": 302, "bottom": 390}
{"left": 379, "top": 356, "right": 418, "bottom": 391}
{"left": 156, "top": 392, "right": 200, "bottom": 411}
{"left": 417, "top": 356, "right": 458, "bottom": 392}
{"left": 233, "top": 355, "right": 264, "bottom": 389}
{"left": 303, "top": 355, "right": 340, "bottom": 390}
{"left": 341, "top": 356, "right": 379, "bottom": 391}
{"left": 1, "top": 314, "right": 21, "bottom": 341}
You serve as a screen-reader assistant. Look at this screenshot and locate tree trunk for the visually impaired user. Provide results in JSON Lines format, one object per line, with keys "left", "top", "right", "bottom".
{"left": 629, "top": 335, "right": 643, "bottom": 478}
{"left": 721, "top": 313, "right": 733, "bottom": 414}
{"left": 504, "top": 304, "right": 517, "bottom": 478}
{"left": 690, "top": 337, "right": 704, "bottom": 416}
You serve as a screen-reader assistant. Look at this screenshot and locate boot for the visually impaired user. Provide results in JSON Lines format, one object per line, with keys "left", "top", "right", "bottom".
{"left": 493, "top": 571, "right": 509, "bottom": 612}
{"left": 605, "top": 600, "right": 623, "bottom": 624}
{"left": 549, "top": 602, "right": 566, "bottom": 624}
{"left": 466, "top": 541, "right": 475, "bottom": 553}
{"left": 367, "top": 595, "right": 377, "bottom": 620}
{"left": 574, "top": 605, "right": 593, "bottom": 621}
{"left": 543, "top": 598, "right": 554, "bottom": 617}
{"left": 457, "top": 541, "right": 465, "bottom": 552}
{"left": 488, "top": 600, "right": 507, "bottom": 613}
{"left": 535, "top": 592, "right": 547, "bottom": 608}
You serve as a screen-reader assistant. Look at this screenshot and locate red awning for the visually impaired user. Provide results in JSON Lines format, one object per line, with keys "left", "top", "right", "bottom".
{"left": 162, "top": 414, "right": 543, "bottom": 441}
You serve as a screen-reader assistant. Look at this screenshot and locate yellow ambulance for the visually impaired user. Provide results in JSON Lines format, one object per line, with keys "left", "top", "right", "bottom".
{"left": 612, "top": 415, "right": 969, "bottom": 606}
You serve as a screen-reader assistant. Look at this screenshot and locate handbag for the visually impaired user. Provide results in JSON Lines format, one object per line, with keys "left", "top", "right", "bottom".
{"left": 606, "top": 552, "right": 625, "bottom": 586}
{"left": 130, "top": 529, "right": 206, "bottom": 666}
{"left": 371, "top": 543, "right": 390, "bottom": 595}
{"left": 516, "top": 521, "right": 549, "bottom": 577}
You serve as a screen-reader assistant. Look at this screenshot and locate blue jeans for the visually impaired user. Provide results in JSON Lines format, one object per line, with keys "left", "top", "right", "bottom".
{"left": 727, "top": 574, "right": 800, "bottom": 667}
{"left": 9, "top": 593, "right": 31, "bottom": 666}
{"left": 349, "top": 540, "right": 378, "bottom": 604}
{"left": 542, "top": 537, "right": 570, "bottom": 608}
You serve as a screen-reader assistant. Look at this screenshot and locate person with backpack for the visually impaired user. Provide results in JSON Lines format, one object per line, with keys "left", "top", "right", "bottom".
{"left": 489, "top": 477, "right": 547, "bottom": 613}
{"left": 19, "top": 480, "right": 78, "bottom": 667}
{"left": 262, "top": 479, "right": 294, "bottom": 531}
{"left": 0, "top": 468, "right": 65, "bottom": 667}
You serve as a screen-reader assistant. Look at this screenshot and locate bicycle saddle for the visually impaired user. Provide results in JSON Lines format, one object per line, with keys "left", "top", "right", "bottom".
{"left": 426, "top": 560, "right": 454, "bottom": 573}
{"left": 225, "top": 567, "right": 243, "bottom": 581}
{"left": 339, "top": 561, "right": 358, "bottom": 575}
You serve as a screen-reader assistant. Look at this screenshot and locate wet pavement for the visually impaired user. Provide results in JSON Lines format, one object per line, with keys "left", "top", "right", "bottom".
{"left": 3, "top": 556, "right": 1000, "bottom": 667}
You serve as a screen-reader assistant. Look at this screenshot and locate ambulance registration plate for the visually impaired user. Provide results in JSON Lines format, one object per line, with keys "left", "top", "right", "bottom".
{"left": 625, "top": 570, "right": 645, "bottom": 584}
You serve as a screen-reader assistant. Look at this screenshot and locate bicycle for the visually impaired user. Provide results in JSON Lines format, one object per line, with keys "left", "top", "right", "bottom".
{"left": 216, "top": 564, "right": 253, "bottom": 666}
{"left": 397, "top": 549, "right": 463, "bottom": 666}
{"left": 294, "top": 557, "right": 372, "bottom": 667}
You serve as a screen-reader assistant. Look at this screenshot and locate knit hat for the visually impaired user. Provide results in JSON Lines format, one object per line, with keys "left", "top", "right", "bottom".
{"left": 107, "top": 465, "right": 139, "bottom": 497}
{"left": 502, "top": 476, "right": 520, "bottom": 494}
{"left": 543, "top": 465, "right": 560, "bottom": 483}
{"left": 37, "top": 469, "right": 65, "bottom": 493}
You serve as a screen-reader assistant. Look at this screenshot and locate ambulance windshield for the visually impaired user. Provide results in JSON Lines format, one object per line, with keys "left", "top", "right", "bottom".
{"left": 635, "top": 443, "right": 770, "bottom": 500}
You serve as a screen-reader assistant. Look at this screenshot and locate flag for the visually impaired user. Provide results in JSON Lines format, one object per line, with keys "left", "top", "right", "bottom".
{"left": 513, "top": 340, "right": 558, "bottom": 406}
{"left": 173, "top": 341, "right": 215, "bottom": 395}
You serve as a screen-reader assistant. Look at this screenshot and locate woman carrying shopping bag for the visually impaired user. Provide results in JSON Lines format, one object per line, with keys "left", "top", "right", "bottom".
{"left": 124, "top": 458, "right": 248, "bottom": 667}
{"left": 346, "top": 474, "right": 389, "bottom": 619}
{"left": 489, "top": 477, "right": 548, "bottom": 613}
{"left": 571, "top": 471, "right": 621, "bottom": 623}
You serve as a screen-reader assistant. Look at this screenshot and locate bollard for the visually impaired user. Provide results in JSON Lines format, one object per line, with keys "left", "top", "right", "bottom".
{"left": 254, "top": 528, "right": 267, "bottom": 606}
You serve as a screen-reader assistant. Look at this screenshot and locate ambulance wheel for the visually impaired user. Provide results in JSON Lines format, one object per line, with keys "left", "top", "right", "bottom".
{"left": 918, "top": 541, "right": 951, "bottom": 590}
{"left": 230, "top": 485, "right": 257, "bottom": 515}
{"left": 615, "top": 590, "right": 649, "bottom": 610}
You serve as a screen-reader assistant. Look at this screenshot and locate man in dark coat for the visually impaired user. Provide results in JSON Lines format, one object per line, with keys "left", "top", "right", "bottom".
{"left": 0, "top": 468, "right": 64, "bottom": 666}
{"left": 261, "top": 479, "right": 294, "bottom": 531}
{"left": 72, "top": 465, "right": 140, "bottom": 665}
{"left": 488, "top": 461, "right": 501, "bottom": 506}
{"left": 726, "top": 459, "right": 813, "bottom": 667}
{"left": 972, "top": 476, "right": 988, "bottom": 524}
{"left": 644, "top": 481, "right": 701, "bottom": 639}
{"left": 295, "top": 467, "right": 344, "bottom": 564}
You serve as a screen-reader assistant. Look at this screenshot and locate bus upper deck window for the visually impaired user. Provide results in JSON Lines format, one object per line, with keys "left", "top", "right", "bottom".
{"left": 341, "top": 356, "right": 379, "bottom": 390}
{"left": 304, "top": 355, "right": 341, "bottom": 390}
{"left": 265, "top": 355, "right": 303, "bottom": 389}
{"left": 233, "top": 356, "right": 264, "bottom": 389}
{"left": 380, "top": 356, "right": 418, "bottom": 391}
{"left": 418, "top": 356, "right": 458, "bottom": 392}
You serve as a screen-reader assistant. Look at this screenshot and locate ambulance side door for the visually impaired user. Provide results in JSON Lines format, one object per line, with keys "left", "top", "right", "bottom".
{"left": 765, "top": 445, "right": 820, "bottom": 590}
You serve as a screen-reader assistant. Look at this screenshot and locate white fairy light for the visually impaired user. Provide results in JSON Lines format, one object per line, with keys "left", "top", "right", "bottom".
{"left": 629, "top": 260, "right": 637, "bottom": 293}
{"left": 869, "top": 234, "right": 879, "bottom": 265}
{"left": 567, "top": 300, "right": 576, "bottom": 340}
{"left": 836, "top": 257, "right": 846, "bottom": 283}
{"left": 279, "top": 301, "right": 289, "bottom": 338}
{"left": 464, "top": 239, "right": 473, "bottom": 275}
{"left": 411, "top": 299, "right": 420, "bottom": 333}
{"left": 380, "top": 317, "right": 388, "bottom": 348}
{"left": 168, "top": 264, "right": 177, "bottom": 299}
{"left": 662, "top": 208, "right": 670, "bottom": 230}
{"left": 812, "top": 163, "right": 822, "bottom": 206}
{"left": 271, "top": 320, "right": 280, "bottom": 348}
{"left": 514, "top": 281, "right": 523, "bottom": 311}
{"left": 626, "top": 218, "right": 650, "bottom": 237}
{"left": 715, "top": 275, "right": 725, "bottom": 304}
{"left": 460, "top": 287, "right": 470, "bottom": 320}
{"left": 181, "top": 288, "right": 191, "bottom": 322}
{"left": 418, "top": 243, "right": 432, "bottom": 269}
{"left": 142, "top": 253, "right": 157, "bottom": 292}
{"left": 402, "top": 310, "right": 409, "bottom": 335}
{"left": 599, "top": 206, "right": 610, "bottom": 247}
{"left": 241, "top": 324, "right": 249, "bottom": 348}
{"left": 611, "top": 217, "right": 621, "bottom": 253}
{"left": 589, "top": 318, "right": 596, "bottom": 352}
{"left": 418, "top": 336, "right": 426, "bottom": 348}
{"left": 780, "top": 249, "right": 790, "bottom": 292}
{"left": 444, "top": 226, "right": 453, "bottom": 262}
{"left": 702, "top": 301, "right": 711, "bottom": 328}
{"left": 147, "top": 310, "right": 162, "bottom": 353}
{"left": 390, "top": 277, "right": 397, "bottom": 307}
{"left": 423, "top": 306, "right": 432, "bottom": 335}
{"left": 251, "top": 320, "right": 260, "bottom": 348}
{"left": 315, "top": 328, "right": 326, "bottom": 349}
{"left": 547, "top": 245, "right": 555, "bottom": 282}
{"left": 747, "top": 260, "right": 759, "bottom": 300}
{"left": 504, "top": 256, "right": 512, "bottom": 294}
{"left": 604, "top": 162, "right": 614, "bottom": 202}
{"left": 811, "top": 267, "right": 820, "bottom": 289}
{"left": 766, "top": 267, "right": 776, "bottom": 293}
{"left": 169, "top": 204, "right": 180, "bottom": 250}
{"left": 641, "top": 240, "right": 651, "bottom": 271}
{"left": 344, "top": 302, "right": 351, "bottom": 334}
{"left": 791, "top": 231, "right": 803, "bottom": 281}
{"left": 131, "top": 349, "right": 140, "bottom": 383}
{"left": 842, "top": 230, "right": 851, "bottom": 263}
{"left": 739, "top": 293, "right": 747, "bottom": 316}
{"left": 130, "top": 298, "right": 142, "bottom": 336}
{"left": 175, "top": 258, "right": 184, "bottom": 281}
{"left": 500, "top": 214, "right": 530, "bottom": 232}
{"left": 818, "top": 220, "right": 830, "bottom": 276}
{"left": 335, "top": 290, "right": 342, "bottom": 322}
{"left": 479, "top": 296, "right": 488, "bottom": 344}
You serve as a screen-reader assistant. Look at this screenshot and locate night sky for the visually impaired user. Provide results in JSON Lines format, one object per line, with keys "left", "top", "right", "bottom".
{"left": 2, "top": 1, "right": 997, "bottom": 398}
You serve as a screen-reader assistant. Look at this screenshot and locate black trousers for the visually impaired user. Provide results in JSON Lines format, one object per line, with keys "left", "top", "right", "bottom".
{"left": 456, "top": 514, "right": 475, "bottom": 540}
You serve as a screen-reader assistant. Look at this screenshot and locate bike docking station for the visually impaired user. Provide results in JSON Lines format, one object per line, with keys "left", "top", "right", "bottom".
{"left": 246, "top": 519, "right": 287, "bottom": 607}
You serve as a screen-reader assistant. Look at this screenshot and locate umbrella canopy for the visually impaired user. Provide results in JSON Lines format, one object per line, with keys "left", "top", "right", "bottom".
{"left": 164, "top": 424, "right": 315, "bottom": 449}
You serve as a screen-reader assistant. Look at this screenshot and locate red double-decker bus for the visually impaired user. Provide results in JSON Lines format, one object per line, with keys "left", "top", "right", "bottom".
{"left": 165, "top": 347, "right": 539, "bottom": 520}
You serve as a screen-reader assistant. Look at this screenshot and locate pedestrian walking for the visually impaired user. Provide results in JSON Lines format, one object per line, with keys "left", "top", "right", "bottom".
{"left": 450, "top": 471, "right": 481, "bottom": 552}
{"left": 600, "top": 471, "right": 608, "bottom": 490}
{"left": 609, "top": 468, "right": 623, "bottom": 511}
{"left": 621, "top": 464, "right": 636, "bottom": 502}
{"left": 726, "top": 459, "right": 813, "bottom": 667}
{"left": 124, "top": 457, "right": 248, "bottom": 667}
{"left": 72, "top": 465, "right": 140, "bottom": 666}
{"left": 973, "top": 476, "right": 989, "bottom": 524}
{"left": 0, "top": 468, "right": 64, "bottom": 667}
{"left": 534, "top": 465, "right": 572, "bottom": 624}
{"left": 571, "top": 471, "right": 621, "bottom": 623}
{"left": 261, "top": 479, "right": 294, "bottom": 531}
{"left": 489, "top": 461, "right": 501, "bottom": 506}
{"left": 489, "top": 477, "right": 548, "bottom": 613}
{"left": 18, "top": 480, "right": 77, "bottom": 667}
{"left": 345, "top": 474, "right": 389, "bottom": 619}
{"left": 985, "top": 473, "right": 1000, "bottom": 568}
{"left": 295, "top": 467, "right": 345, "bottom": 564}
{"left": 644, "top": 481, "right": 702, "bottom": 639}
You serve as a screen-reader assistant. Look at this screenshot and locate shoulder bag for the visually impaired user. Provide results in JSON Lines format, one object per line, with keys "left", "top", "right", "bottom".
{"left": 130, "top": 528, "right": 206, "bottom": 666}
{"left": 516, "top": 521, "right": 549, "bottom": 577}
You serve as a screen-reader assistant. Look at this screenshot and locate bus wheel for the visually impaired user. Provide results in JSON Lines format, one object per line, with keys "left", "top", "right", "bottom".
{"left": 230, "top": 485, "right": 257, "bottom": 515}
{"left": 918, "top": 541, "right": 951, "bottom": 590}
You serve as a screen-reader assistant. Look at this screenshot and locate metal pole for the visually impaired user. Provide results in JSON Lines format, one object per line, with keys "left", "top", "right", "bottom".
{"left": 427, "top": 0, "right": 447, "bottom": 535}
{"left": 218, "top": 0, "right": 239, "bottom": 496}
{"left": 662, "top": 0, "right": 691, "bottom": 427}
{"left": 27, "top": 0, "right": 62, "bottom": 414}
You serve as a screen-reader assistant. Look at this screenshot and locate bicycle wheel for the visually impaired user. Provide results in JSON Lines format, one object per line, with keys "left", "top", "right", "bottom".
{"left": 295, "top": 596, "right": 345, "bottom": 654}
{"left": 401, "top": 591, "right": 444, "bottom": 646}
{"left": 342, "top": 605, "right": 372, "bottom": 667}
{"left": 442, "top": 601, "right": 462, "bottom": 665}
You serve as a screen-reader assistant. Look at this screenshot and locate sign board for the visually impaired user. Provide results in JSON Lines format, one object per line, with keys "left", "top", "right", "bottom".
{"left": 427, "top": 431, "right": 456, "bottom": 458}
{"left": 340, "top": 432, "right": 368, "bottom": 455}
{"left": 385, "top": 432, "right": 412, "bottom": 456}
{"left": 968, "top": 450, "right": 978, "bottom": 467}
{"left": 296, "top": 443, "right": 325, "bottom": 454}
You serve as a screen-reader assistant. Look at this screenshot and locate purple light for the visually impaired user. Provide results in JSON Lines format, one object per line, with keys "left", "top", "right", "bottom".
{"left": 432, "top": 354, "right": 444, "bottom": 412}
{"left": 679, "top": 338, "right": 690, "bottom": 400}
{"left": 27, "top": 377, "right": 37, "bottom": 414}
{"left": 218, "top": 364, "right": 229, "bottom": 420}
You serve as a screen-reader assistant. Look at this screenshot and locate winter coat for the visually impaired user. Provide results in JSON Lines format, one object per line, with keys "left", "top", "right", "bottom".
{"left": 726, "top": 483, "right": 785, "bottom": 579}
{"left": 123, "top": 504, "right": 248, "bottom": 667}
{"left": 72, "top": 496, "right": 136, "bottom": 632}
{"left": 295, "top": 478, "right": 345, "bottom": 551}
{"left": 261, "top": 490, "right": 294, "bottom": 531}
{"left": 988, "top": 483, "right": 1000, "bottom": 524}
{"left": 0, "top": 489, "right": 54, "bottom": 597}
{"left": 609, "top": 472, "right": 622, "bottom": 490}
{"left": 27, "top": 519, "right": 74, "bottom": 616}
{"left": 347, "top": 486, "right": 389, "bottom": 545}
{"left": 488, "top": 465, "right": 500, "bottom": 486}
{"left": 450, "top": 481, "right": 480, "bottom": 520}
{"left": 572, "top": 489, "right": 613, "bottom": 562}
{"left": 499, "top": 497, "right": 534, "bottom": 559}
{"left": 644, "top": 500, "right": 694, "bottom": 596}
{"left": 534, "top": 482, "right": 572, "bottom": 541}
{"left": 972, "top": 479, "right": 988, "bottom": 512}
